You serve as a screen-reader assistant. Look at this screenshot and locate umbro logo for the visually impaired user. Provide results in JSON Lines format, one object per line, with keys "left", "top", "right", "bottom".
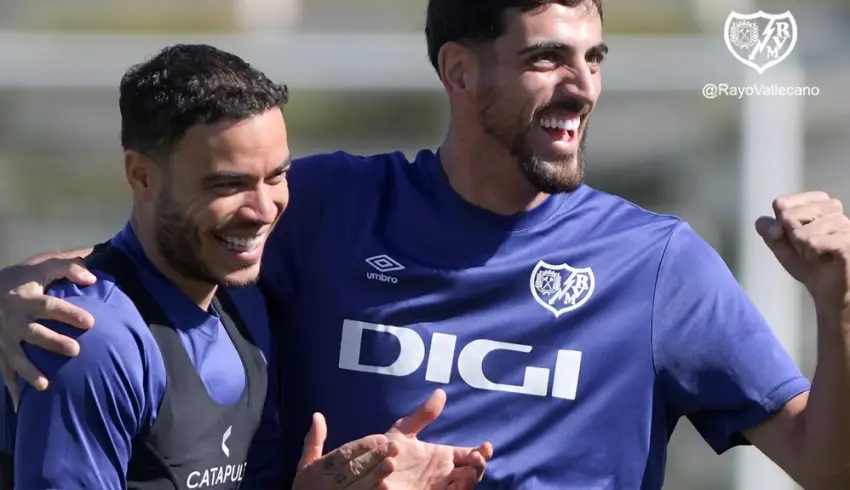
{"left": 366, "top": 254, "right": 405, "bottom": 272}
{"left": 365, "top": 254, "right": 404, "bottom": 283}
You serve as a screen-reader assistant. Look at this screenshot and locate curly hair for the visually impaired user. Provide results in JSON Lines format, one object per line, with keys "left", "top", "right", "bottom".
{"left": 119, "top": 44, "right": 288, "bottom": 160}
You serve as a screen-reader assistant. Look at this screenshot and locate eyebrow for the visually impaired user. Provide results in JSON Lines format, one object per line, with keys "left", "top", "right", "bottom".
{"left": 517, "top": 40, "right": 609, "bottom": 56}
{"left": 201, "top": 158, "right": 291, "bottom": 186}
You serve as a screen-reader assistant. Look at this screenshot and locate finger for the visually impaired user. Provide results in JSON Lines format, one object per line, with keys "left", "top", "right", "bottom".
{"left": 25, "top": 322, "right": 80, "bottom": 357}
{"left": 350, "top": 455, "right": 396, "bottom": 490}
{"left": 468, "top": 452, "right": 488, "bottom": 480}
{"left": 42, "top": 258, "right": 97, "bottom": 286}
{"left": 322, "top": 434, "right": 390, "bottom": 472}
{"left": 335, "top": 442, "right": 398, "bottom": 489}
{"left": 477, "top": 441, "right": 494, "bottom": 460}
{"left": 3, "top": 341, "right": 47, "bottom": 391}
{"left": 445, "top": 466, "right": 480, "bottom": 490}
{"left": 797, "top": 233, "right": 850, "bottom": 262}
{"left": 35, "top": 296, "right": 94, "bottom": 331}
{"left": 792, "top": 214, "right": 850, "bottom": 236}
{"left": 390, "top": 388, "right": 446, "bottom": 436}
{"left": 755, "top": 220, "right": 810, "bottom": 281}
{"left": 772, "top": 191, "right": 832, "bottom": 215}
{"left": 451, "top": 441, "right": 493, "bottom": 463}
{"left": 776, "top": 199, "right": 844, "bottom": 230}
{"left": 0, "top": 356, "right": 19, "bottom": 411}
{"left": 298, "top": 412, "right": 328, "bottom": 470}
{"left": 783, "top": 216, "right": 850, "bottom": 263}
{"left": 755, "top": 216, "right": 785, "bottom": 242}
{"left": 454, "top": 443, "right": 492, "bottom": 482}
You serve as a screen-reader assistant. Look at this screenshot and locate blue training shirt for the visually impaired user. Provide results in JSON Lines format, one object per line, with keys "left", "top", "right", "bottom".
{"left": 262, "top": 149, "right": 811, "bottom": 489}
{"left": 1, "top": 224, "right": 280, "bottom": 488}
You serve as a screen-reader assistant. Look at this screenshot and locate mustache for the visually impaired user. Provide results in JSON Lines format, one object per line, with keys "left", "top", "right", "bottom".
{"left": 535, "top": 98, "right": 587, "bottom": 116}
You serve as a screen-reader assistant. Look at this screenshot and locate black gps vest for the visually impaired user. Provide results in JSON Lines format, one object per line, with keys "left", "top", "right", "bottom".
{"left": 85, "top": 245, "right": 268, "bottom": 490}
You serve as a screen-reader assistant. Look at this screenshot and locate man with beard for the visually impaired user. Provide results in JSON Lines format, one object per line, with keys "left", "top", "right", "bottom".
{"left": 2, "top": 0, "right": 850, "bottom": 488}
{"left": 0, "top": 44, "right": 492, "bottom": 489}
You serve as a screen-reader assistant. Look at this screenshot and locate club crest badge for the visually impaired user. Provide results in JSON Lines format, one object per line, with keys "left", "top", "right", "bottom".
{"left": 530, "top": 260, "right": 594, "bottom": 318}
{"left": 724, "top": 11, "right": 797, "bottom": 74}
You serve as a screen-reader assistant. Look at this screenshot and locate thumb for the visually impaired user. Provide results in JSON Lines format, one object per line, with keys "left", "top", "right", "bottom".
{"left": 43, "top": 258, "right": 97, "bottom": 286}
{"left": 755, "top": 216, "right": 806, "bottom": 278}
{"left": 390, "top": 388, "right": 446, "bottom": 437}
{"left": 298, "top": 412, "right": 327, "bottom": 469}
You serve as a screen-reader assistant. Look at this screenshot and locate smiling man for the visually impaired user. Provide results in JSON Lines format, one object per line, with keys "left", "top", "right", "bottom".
{"left": 0, "top": 44, "right": 493, "bottom": 490}
{"left": 2, "top": 1, "right": 850, "bottom": 489}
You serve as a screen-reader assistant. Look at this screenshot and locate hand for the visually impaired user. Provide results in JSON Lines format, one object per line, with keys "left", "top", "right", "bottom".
{"left": 294, "top": 412, "right": 399, "bottom": 490}
{"left": 0, "top": 259, "right": 97, "bottom": 404}
{"left": 756, "top": 191, "right": 850, "bottom": 315}
{"left": 384, "top": 389, "right": 494, "bottom": 489}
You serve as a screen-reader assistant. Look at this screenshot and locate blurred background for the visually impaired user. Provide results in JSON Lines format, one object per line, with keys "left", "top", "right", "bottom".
{"left": 1, "top": 0, "right": 849, "bottom": 488}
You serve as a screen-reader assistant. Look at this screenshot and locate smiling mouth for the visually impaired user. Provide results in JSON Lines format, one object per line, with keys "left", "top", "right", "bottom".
{"left": 214, "top": 233, "right": 266, "bottom": 253}
{"left": 539, "top": 114, "right": 580, "bottom": 143}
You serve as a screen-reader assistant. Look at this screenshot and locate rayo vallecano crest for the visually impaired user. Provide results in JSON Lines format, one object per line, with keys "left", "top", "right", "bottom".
{"left": 724, "top": 11, "right": 797, "bottom": 74}
{"left": 530, "top": 260, "right": 594, "bottom": 318}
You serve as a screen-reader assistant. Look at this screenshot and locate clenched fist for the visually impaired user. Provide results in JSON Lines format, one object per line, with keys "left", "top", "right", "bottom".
{"left": 756, "top": 191, "right": 850, "bottom": 316}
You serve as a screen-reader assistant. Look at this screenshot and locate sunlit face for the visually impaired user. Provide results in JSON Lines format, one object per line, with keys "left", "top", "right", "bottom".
{"left": 474, "top": 2, "right": 605, "bottom": 193}
{"left": 154, "top": 108, "right": 290, "bottom": 287}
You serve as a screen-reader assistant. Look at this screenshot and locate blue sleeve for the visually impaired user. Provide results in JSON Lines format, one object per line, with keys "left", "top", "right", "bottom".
{"left": 652, "top": 223, "right": 811, "bottom": 454}
{"left": 261, "top": 152, "right": 344, "bottom": 303}
{"left": 15, "top": 297, "right": 163, "bottom": 489}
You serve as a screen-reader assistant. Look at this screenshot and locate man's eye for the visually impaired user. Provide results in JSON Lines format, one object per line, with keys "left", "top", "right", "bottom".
{"left": 531, "top": 53, "right": 558, "bottom": 64}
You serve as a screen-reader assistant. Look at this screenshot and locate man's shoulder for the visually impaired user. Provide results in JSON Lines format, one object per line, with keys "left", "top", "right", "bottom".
{"left": 575, "top": 185, "right": 685, "bottom": 238}
{"left": 292, "top": 149, "right": 409, "bottom": 167}
{"left": 34, "top": 273, "right": 160, "bottom": 373}
{"left": 290, "top": 150, "right": 412, "bottom": 184}
{"left": 47, "top": 270, "right": 152, "bottom": 335}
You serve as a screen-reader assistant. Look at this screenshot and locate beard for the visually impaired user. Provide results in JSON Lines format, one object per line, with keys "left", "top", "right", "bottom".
{"left": 154, "top": 186, "right": 257, "bottom": 288}
{"left": 477, "top": 85, "right": 587, "bottom": 194}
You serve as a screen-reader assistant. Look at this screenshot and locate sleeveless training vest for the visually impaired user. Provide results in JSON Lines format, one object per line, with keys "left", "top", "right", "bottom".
{"left": 87, "top": 245, "right": 268, "bottom": 489}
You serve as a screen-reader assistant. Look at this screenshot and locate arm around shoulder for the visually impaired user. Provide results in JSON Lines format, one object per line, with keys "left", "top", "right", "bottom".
{"left": 14, "top": 297, "right": 163, "bottom": 489}
{"left": 22, "top": 247, "right": 94, "bottom": 266}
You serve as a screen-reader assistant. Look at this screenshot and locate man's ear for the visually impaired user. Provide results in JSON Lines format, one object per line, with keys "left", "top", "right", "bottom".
{"left": 438, "top": 41, "right": 480, "bottom": 94}
{"left": 124, "top": 150, "right": 160, "bottom": 203}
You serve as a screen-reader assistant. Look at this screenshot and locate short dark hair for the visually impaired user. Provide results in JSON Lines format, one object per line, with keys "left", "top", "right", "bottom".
{"left": 119, "top": 44, "right": 288, "bottom": 159}
{"left": 425, "top": 0, "right": 603, "bottom": 75}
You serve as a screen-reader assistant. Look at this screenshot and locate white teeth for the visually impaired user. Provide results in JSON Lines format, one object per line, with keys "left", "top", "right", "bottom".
{"left": 218, "top": 234, "right": 264, "bottom": 252}
{"left": 540, "top": 116, "right": 580, "bottom": 131}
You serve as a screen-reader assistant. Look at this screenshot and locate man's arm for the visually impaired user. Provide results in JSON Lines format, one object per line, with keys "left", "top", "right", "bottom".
{"left": 741, "top": 192, "right": 850, "bottom": 488}
{"left": 0, "top": 252, "right": 100, "bottom": 395}
{"left": 22, "top": 247, "right": 93, "bottom": 266}
{"left": 14, "top": 296, "right": 160, "bottom": 489}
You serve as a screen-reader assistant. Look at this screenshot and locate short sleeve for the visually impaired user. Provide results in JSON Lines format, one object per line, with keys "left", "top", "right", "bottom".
{"left": 15, "top": 297, "right": 163, "bottom": 489}
{"left": 652, "top": 223, "right": 811, "bottom": 454}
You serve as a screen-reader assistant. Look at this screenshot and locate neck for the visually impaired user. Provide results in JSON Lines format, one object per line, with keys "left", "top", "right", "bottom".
{"left": 130, "top": 215, "right": 217, "bottom": 311}
{"left": 438, "top": 127, "right": 549, "bottom": 215}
